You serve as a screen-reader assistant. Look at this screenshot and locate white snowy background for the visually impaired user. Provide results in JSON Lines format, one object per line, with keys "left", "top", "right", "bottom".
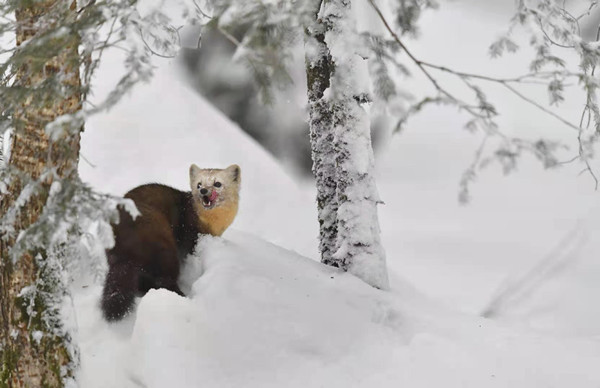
{"left": 74, "top": 0, "right": 600, "bottom": 386}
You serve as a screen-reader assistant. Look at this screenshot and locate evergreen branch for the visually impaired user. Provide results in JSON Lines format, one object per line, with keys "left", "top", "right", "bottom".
{"left": 82, "top": 13, "right": 120, "bottom": 101}
{"left": 368, "top": 0, "right": 600, "bottom": 188}
{"left": 366, "top": 0, "right": 491, "bottom": 121}
{"left": 367, "top": 0, "right": 583, "bottom": 132}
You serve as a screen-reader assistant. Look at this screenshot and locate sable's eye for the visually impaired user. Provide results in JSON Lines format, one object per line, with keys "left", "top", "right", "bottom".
{"left": 214, "top": 182, "right": 222, "bottom": 188}
{"left": 197, "top": 182, "right": 202, "bottom": 189}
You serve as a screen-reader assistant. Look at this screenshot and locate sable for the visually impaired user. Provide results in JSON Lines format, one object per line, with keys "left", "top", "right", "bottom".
{"left": 101, "top": 164, "right": 241, "bottom": 321}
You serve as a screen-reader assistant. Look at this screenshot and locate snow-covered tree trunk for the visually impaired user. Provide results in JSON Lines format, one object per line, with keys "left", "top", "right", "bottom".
{"left": 305, "top": 1, "right": 339, "bottom": 266}
{"left": 305, "top": 0, "right": 389, "bottom": 290}
{"left": 0, "top": 0, "right": 81, "bottom": 385}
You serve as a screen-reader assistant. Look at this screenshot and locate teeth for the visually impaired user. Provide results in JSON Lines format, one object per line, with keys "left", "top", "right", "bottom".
{"left": 201, "top": 196, "right": 216, "bottom": 208}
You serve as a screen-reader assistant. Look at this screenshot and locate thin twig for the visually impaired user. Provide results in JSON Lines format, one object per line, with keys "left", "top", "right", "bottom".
{"left": 556, "top": 154, "right": 580, "bottom": 165}
{"left": 576, "top": 1, "right": 598, "bottom": 20}
{"left": 577, "top": 123, "right": 599, "bottom": 189}
{"left": 502, "top": 82, "right": 579, "bottom": 131}
{"left": 418, "top": 60, "right": 568, "bottom": 84}
{"left": 192, "top": 0, "right": 213, "bottom": 20}
{"left": 365, "top": 0, "right": 487, "bottom": 120}
{"left": 137, "top": 26, "right": 178, "bottom": 59}
{"left": 191, "top": 0, "right": 213, "bottom": 49}
{"left": 79, "top": 153, "right": 96, "bottom": 169}
{"left": 534, "top": 13, "right": 575, "bottom": 49}
{"left": 558, "top": 6, "right": 581, "bottom": 36}
{"left": 367, "top": 0, "right": 583, "bottom": 132}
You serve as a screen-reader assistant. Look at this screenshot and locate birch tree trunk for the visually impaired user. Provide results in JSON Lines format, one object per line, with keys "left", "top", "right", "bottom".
{"left": 0, "top": 1, "right": 82, "bottom": 386}
{"left": 305, "top": 0, "right": 389, "bottom": 290}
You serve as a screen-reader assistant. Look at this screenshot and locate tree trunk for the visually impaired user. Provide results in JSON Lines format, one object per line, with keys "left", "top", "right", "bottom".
{"left": 304, "top": 0, "right": 339, "bottom": 266}
{"left": 0, "top": 1, "right": 82, "bottom": 386}
{"left": 305, "top": 0, "right": 389, "bottom": 289}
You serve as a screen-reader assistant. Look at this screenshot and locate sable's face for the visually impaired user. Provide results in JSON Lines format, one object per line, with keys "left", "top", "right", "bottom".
{"left": 189, "top": 164, "right": 241, "bottom": 210}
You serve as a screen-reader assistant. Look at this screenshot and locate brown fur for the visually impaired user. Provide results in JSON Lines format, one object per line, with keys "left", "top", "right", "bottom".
{"left": 101, "top": 165, "right": 240, "bottom": 321}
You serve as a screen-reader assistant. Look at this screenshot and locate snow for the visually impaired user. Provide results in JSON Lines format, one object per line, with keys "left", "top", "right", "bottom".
{"left": 71, "top": 0, "right": 600, "bottom": 386}
{"left": 75, "top": 231, "right": 600, "bottom": 388}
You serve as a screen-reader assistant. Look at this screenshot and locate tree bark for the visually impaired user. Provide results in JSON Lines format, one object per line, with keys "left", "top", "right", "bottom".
{"left": 0, "top": 1, "right": 82, "bottom": 386}
{"left": 304, "top": 0, "right": 339, "bottom": 267}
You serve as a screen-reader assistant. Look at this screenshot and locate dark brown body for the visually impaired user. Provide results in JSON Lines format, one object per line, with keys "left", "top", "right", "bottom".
{"left": 101, "top": 184, "right": 201, "bottom": 321}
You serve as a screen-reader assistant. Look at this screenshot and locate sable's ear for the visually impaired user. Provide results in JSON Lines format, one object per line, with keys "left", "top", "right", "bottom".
{"left": 189, "top": 164, "right": 201, "bottom": 181}
{"left": 227, "top": 164, "right": 241, "bottom": 183}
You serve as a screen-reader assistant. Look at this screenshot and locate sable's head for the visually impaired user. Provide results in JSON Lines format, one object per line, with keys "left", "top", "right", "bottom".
{"left": 189, "top": 164, "right": 241, "bottom": 210}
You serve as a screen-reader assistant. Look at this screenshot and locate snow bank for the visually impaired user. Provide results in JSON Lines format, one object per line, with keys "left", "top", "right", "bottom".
{"left": 75, "top": 232, "right": 600, "bottom": 388}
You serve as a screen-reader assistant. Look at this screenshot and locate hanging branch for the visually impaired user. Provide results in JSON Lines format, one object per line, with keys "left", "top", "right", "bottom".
{"left": 367, "top": 0, "right": 584, "bottom": 132}
{"left": 366, "top": 0, "right": 600, "bottom": 190}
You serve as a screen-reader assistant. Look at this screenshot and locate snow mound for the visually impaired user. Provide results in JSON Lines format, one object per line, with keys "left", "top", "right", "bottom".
{"left": 75, "top": 232, "right": 600, "bottom": 388}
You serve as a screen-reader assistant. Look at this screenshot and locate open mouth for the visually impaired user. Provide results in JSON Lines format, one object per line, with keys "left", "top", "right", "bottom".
{"left": 201, "top": 191, "right": 219, "bottom": 209}
{"left": 202, "top": 196, "right": 214, "bottom": 208}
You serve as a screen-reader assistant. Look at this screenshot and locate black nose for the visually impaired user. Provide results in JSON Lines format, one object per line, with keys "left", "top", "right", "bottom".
{"left": 200, "top": 188, "right": 208, "bottom": 195}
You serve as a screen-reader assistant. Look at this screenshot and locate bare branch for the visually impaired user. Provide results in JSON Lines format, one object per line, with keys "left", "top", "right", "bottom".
{"left": 502, "top": 82, "right": 579, "bottom": 131}
{"left": 576, "top": 1, "right": 598, "bottom": 20}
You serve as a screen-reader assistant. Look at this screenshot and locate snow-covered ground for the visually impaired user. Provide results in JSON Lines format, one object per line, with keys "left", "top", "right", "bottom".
{"left": 74, "top": 0, "right": 600, "bottom": 386}
{"left": 74, "top": 231, "right": 600, "bottom": 388}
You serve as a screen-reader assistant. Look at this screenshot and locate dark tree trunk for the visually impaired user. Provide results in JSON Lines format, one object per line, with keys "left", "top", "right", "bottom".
{"left": 304, "top": 0, "right": 339, "bottom": 267}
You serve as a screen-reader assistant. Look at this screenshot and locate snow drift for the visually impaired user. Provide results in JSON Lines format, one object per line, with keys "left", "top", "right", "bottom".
{"left": 75, "top": 231, "right": 600, "bottom": 388}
